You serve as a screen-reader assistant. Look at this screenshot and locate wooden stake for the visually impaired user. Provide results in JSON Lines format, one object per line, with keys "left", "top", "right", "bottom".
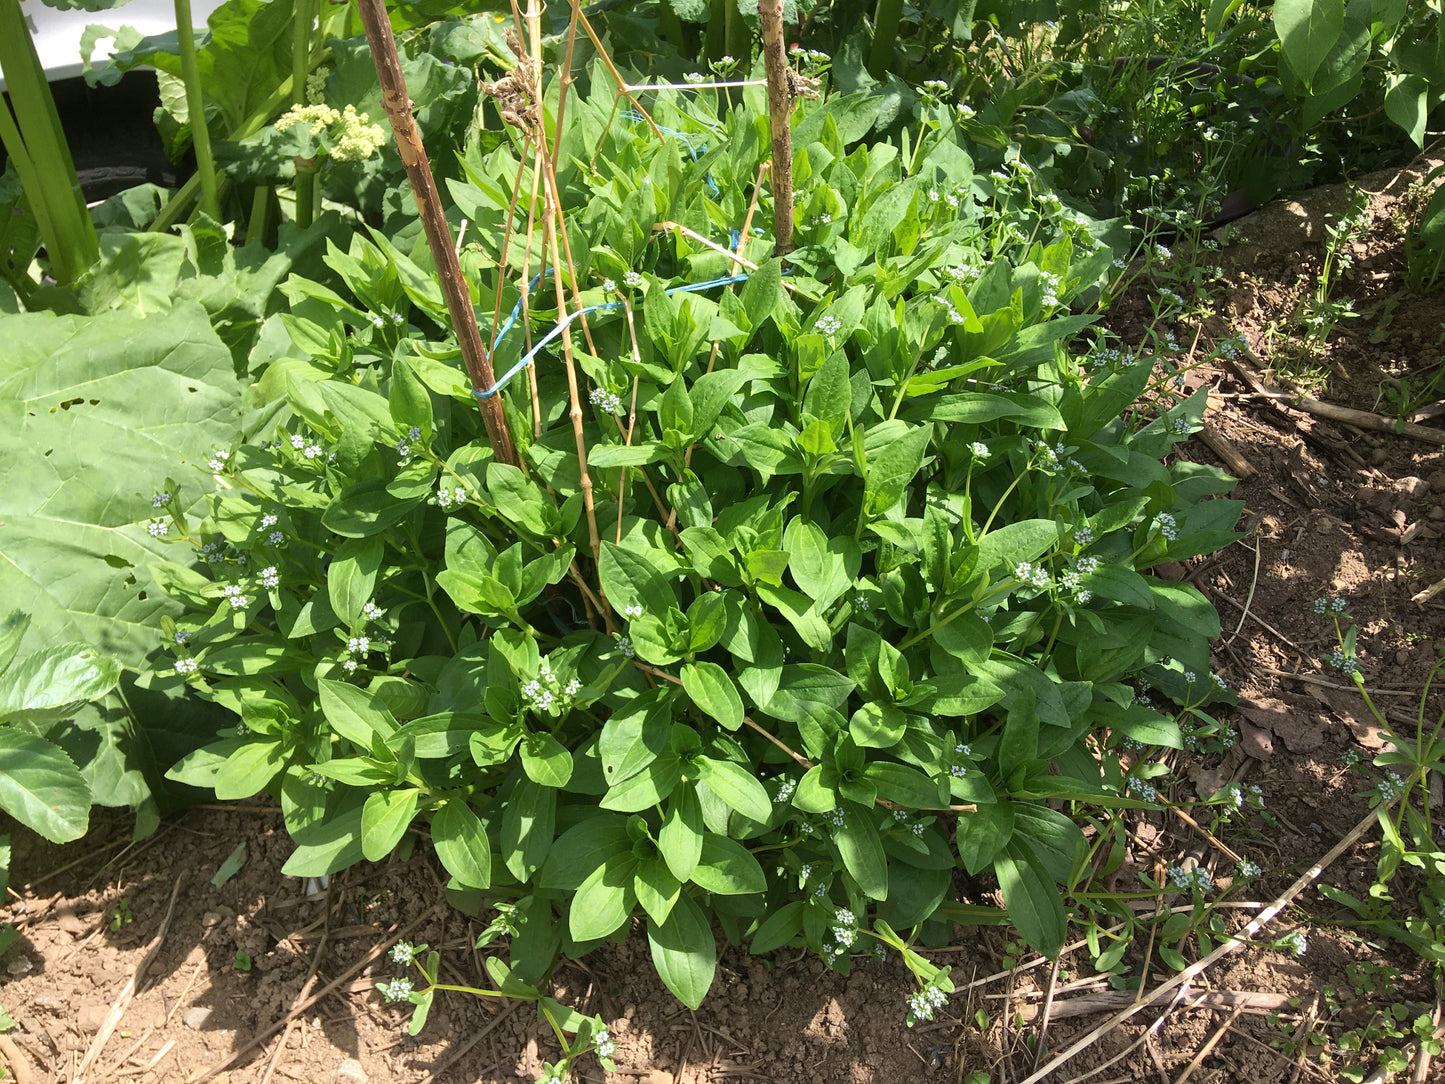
{"left": 355, "top": 0, "right": 517, "bottom": 466}
{"left": 757, "top": 0, "right": 794, "bottom": 257}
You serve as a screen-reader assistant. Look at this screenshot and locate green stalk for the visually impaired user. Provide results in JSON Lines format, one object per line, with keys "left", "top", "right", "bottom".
{"left": 246, "top": 184, "right": 271, "bottom": 244}
{"left": 705, "top": 0, "right": 728, "bottom": 62}
{"left": 0, "top": 0, "right": 98, "bottom": 284}
{"left": 172, "top": 0, "right": 220, "bottom": 220}
{"left": 869, "top": 0, "right": 904, "bottom": 80}
{"left": 294, "top": 157, "right": 319, "bottom": 229}
{"left": 724, "top": 0, "right": 749, "bottom": 67}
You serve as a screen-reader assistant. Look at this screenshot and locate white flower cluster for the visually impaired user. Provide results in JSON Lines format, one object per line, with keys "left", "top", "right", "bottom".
{"left": 1167, "top": 863, "right": 1212, "bottom": 892}
{"left": 623, "top": 271, "right": 643, "bottom": 289}
{"left": 970, "top": 441, "right": 989, "bottom": 457}
{"left": 175, "top": 656, "right": 198, "bottom": 675}
{"left": 435, "top": 485, "right": 469, "bottom": 510}
{"left": 260, "top": 566, "right": 279, "bottom": 588}
{"left": 1311, "top": 597, "right": 1348, "bottom": 616}
{"left": 151, "top": 492, "right": 171, "bottom": 508}
{"left": 222, "top": 584, "right": 249, "bottom": 610}
{"left": 1013, "top": 561, "right": 1052, "bottom": 589}
{"left": 523, "top": 659, "right": 582, "bottom": 715}
{"left": 1127, "top": 776, "right": 1158, "bottom": 802}
{"left": 907, "top": 985, "right": 947, "bottom": 1025}
{"left": 396, "top": 425, "right": 421, "bottom": 457}
{"left": 1325, "top": 649, "right": 1360, "bottom": 675}
{"left": 208, "top": 449, "right": 231, "bottom": 473}
{"left": 590, "top": 387, "right": 623, "bottom": 414}
{"left": 1039, "top": 271, "right": 1062, "bottom": 309}
{"left": 815, "top": 314, "right": 841, "bottom": 335}
{"left": 595, "top": 1026, "right": 616, "bottom": 1060}
{"left": 775, "top": 778, "right": 796, "bottom": 804}
{"left": 832, "top": 908, "right": 857, "bottom": 947}
{"left": 389, "top": 941, "right": 418, "bottom": 965}
{"left": 1237, "top": 858, "right": 1261, "bottom": 878}
{"left": 1278, "top": 930, "right": 1307, "bottom": 958}
{"left": 1376, "top": 773, "right": 1407, "bottom": 802}
{"left": 377, "top": 977, "right": 413, "bottom": 1002}
{"left": 147, "top": 521, "right": 169, "bottom": 537}
{"left": 1156, "top": 512, "right": 1178, "bottom": 542}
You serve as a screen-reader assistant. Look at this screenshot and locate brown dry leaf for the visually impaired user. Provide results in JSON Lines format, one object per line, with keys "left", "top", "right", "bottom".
{"left": 1239, "top": 696, "right": 1325, "bottom": 753}
{"left": 1300, "top": 684, "right": 1397, "bottom": 752}
{"left": 1236, "top": 717, "right": 1275, "bottom": 760}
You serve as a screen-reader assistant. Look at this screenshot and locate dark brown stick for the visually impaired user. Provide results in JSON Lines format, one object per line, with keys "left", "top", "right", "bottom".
{"left": 757, "top": 0, "right": 793, "bottom": 257}
{"left": 355, "top": 0, "right": 517, "bottom": 466}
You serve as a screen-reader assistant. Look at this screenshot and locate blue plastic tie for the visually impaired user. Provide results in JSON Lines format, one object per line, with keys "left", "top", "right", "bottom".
{"left": 473, "top": 273, "right": 752, "bottom": 401}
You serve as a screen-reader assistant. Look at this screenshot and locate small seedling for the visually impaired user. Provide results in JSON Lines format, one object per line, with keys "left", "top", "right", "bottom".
{"left": 234, "top": 951, "right": 252, "bottom": 972}
{"left": 109, "top": 900, "right": 133, "bottom": 931}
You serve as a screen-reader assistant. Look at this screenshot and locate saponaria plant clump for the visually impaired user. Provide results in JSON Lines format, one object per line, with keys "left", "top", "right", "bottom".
{"left": 148, "top": 59, "right": 1241, "bottom": 1029}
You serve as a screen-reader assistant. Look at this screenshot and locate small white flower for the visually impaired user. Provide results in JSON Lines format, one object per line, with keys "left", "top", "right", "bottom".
{"left": 378, "top": 977, "right": 414, "bottom": 1002}
{"left": 389, "top": 941, "right": 417, "bottom": 964}
{"left": 602, "top": 278, "right": 617, "bottom": 293}
{"left": 173, "top": 630, "right": 192, "bottom": 644}
{"left": 563, "top": 678, "right": 581, "bottom": 696}
{"left": 1156, "top": 512, "right": 1178, "bottom": 542}
{"left": 815, "top": 314, "right": 841, "bottom": 335}
{"left": 259, "top": 513, "right": 278, "bottom": 530}
{"left": 151, "top": 492, "right": 170, "bottom": 507}
{"left": 175, "top": 657, "right": 198, "bottom": 675}
{"left": 595, "top": 1027, "right": 616, "bottom": 1059}
{"left": 343, "top": 658, "right": 358, "bottom": 674}
{"left": 616, "top": 635, "right": 634, "bottom": 658}
{"left": 623, "top": 604, "right": 643, "bottom": 618}
{"left": 208, "top": 450, "right": 231, "bottom": 472}
{"left": 971, "top": 441, "right": 989, "bottom": 456}
{"left": 147, "top": 521, "right": 169, "bottom": 537}
{"left": 623, "top": 271, "right": 643, "bottom": 288}
{"left": 348, "top": 636, "right": 370, "bottom": 654}
{"left": 290, "top": 434, "right": 306, "bottom": 450}
{"left": 1237, "top": 858, "right": 1261, "bottom": 878}
{"left": 683, "top": 71, "right": 705, "bottom": 83}
{"left": 260, "top": 566, "right": 279, "bottom": 588}
{"left": 268, "top": 531, "right": 285, "bottom": 546}
{"left": 363, "top": 601, "right": 384, "bottom": 621}
{"left": 304, "top": 443, "right": 323, "bottom": 460}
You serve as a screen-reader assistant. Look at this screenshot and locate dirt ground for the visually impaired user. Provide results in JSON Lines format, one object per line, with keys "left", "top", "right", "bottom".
{"left": 5, "top": 158, "right": 1445, "bottom": 1084}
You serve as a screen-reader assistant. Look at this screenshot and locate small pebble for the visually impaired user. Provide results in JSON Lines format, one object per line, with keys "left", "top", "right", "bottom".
{"left": 1396, "top": 649, "right": 1410, "bottom": 667}
{"left": 183, "top": 1006, "right": 213, "bottom": 1030}
{"left": 1393, "top": 475, "right": 1428, "bottom": 501}
{"left": 334, "top": 1059, "right": 368, "bottom": 1084}
{"left": 1429, "top": 505, "right": 1445, "bottom": 522}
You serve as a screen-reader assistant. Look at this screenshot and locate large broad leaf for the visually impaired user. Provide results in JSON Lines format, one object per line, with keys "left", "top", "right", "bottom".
{"left": 0, "top": 729, "right": 89, "bottom": 843}
{"left": 100, "top": 0, "right": 297, "bottom": 134}
{"left": 0, "top": 302, "right": 241, "bottom": 659}
{"left": 0, "top": 303, "right": 243, "bottom": 816}
{"left": 0, "top": 642, "right": 120, "bottom": 723}
{"left": 1274, "top": 0, "right": 1344, "bottom": 89}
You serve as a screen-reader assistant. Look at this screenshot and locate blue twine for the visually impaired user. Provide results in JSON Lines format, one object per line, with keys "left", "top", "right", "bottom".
{"left": 473, "top": 272, "right": 753, "bottom": 401}
{"left": 474, "top": 105, "right": 741, "bottom": 402}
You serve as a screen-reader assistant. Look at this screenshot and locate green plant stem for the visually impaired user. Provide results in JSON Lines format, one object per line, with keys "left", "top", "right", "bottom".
{"left": 0, "top": 0, "right": 99, "bottom": 284}
{"left": 247, "top": 185, "right": 271, "bottom": 244}
{"left": 173, "top": 0, "right": 221, "bottom": 221}
{"left": 294, "top": 157, "right": 319, "bottom": 229}
{"left": 292, "top": 0, "right": 314, "bottom": 106}
{"left": 868, "top": 0, "right": 904, "bottom": 80}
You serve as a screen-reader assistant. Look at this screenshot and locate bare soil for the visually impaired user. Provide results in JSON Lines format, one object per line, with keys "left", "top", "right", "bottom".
{"left": 5, "top": 158, "right": 1445, "bottom": 1084}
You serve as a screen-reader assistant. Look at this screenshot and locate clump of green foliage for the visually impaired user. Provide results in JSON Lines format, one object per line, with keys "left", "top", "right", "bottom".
{"left": 150, "top": 60, "right": 1238, "bottom": 1017}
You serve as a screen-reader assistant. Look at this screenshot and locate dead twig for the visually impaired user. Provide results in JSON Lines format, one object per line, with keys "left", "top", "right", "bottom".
{"left": 1173, "top": 1005, "right": 1243, "bottom": 1084}
{"left": 187, "top": 905, "right": 443, "bottom": 1084}
{"left": 1016, "top": 798, "right": 1388, "bottom": 1084}
{"left": 72, "top": 872, "right": 184, "bottom": 1084}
